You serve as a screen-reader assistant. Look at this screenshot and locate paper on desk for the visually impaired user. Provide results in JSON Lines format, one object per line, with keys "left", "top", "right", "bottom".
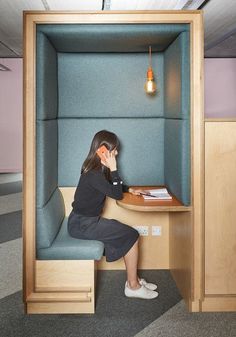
{"left": 142, "top": 188, "right": 172, "bottom": 200}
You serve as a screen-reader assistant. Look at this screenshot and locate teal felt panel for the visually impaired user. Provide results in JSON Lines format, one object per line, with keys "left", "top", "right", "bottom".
{"left": 57, "top": 118, "right": 165, "bottom": 187}
{"left": 164, "top": 119, "right": 190, "bottom": 205}
{"left": 164, "top": 32, "right": 190, "bottom": 119}
{"left": 36, "top": 32, "right": 58, "bottom": 121}
{"left": 181, "top": 32, "right": 190, "bottom": 120}
{"left": 58, "top": 53, "right": 163, "bottom": 118}
{"left": 36, "top": 120, "right": 58, "bottom": 208}
{"left": 37, "top": 24, "right": 189, "bottom": 53}
{"left": 36, "top": 188, "right": 65, "bottom": 249}
{"left": 37, "top": 217, "right": 104, "bottom": 260}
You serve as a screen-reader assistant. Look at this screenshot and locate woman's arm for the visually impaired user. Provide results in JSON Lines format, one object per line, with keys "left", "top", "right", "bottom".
{"left": 89, "top": 170, "right": 124, "bottom": 200}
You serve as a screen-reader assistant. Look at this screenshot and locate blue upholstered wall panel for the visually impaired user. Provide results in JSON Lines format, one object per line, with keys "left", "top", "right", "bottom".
{"left": 36, "top": 32, "right": 58, "bottom": 121}
{"left": 163, "top": 31, "right": 191, "bottom": 205}
{"left": 58, "top": 118, "right": 165, "bottom": 187}
{"left": 164, "top": 119, "right": 190, "bottom": 205}
{"left": 37, "top": 24, "right": 189, "bottom": 53}
{"left": 36, "top": 188, "right": 65, "bottom": 249}
{"left": 36, "top": 120, "right": 58, "bottom": 208}
{"left": 164, "top": 32, "right": 190, "bottom": 119}
{"left": 58, "top": 53, "right": 163, "bottom": 118}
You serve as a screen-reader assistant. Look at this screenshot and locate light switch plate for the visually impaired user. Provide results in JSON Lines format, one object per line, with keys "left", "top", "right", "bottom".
{"left": 152, "top": 226, "right": 162, "bottom": 236}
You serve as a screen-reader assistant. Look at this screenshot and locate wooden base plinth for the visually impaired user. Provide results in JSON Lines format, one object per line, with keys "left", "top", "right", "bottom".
{"left": 26, "top": 301, "right": 95, "bottom": 314}
{"left": 24, "top": 260, "right": 96, "bottom": 314}
{"left": 201, "top": 296, "right": 236, "bottom": 312}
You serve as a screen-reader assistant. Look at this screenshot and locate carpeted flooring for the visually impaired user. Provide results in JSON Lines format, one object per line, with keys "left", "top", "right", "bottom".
{"left": 0, "top": 210, "right": 22, "bottom": 243}
{"left": 135, "top": 299, "right": 236, "bottom": 337}
{"left": 0, "top": 270, "right": 182, "bottom": 337}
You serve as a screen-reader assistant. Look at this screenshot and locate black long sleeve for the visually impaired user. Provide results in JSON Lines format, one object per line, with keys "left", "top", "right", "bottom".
{"left": 89, "top": 170, "right": 124, "bottom": 200}
{"left": 72, "top": 169, "right": 127, "bottom": 217}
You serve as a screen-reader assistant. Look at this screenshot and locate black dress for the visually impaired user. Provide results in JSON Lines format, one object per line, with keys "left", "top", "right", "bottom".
{"left": 67, "top": 169, "right": 139, "bottom": 262}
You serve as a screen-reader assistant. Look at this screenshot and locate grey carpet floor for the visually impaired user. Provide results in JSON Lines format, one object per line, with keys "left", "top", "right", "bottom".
{"left": 135, "top": 299, "right": 236, "bottom": 337}
{"left": 0, "top": 210, "right": 22, "bottom": 243}
{"left": 0, "top": 180, "right": 22, "bottom": 196}
{"left": 0, "top": 270, "right": 182, "bottom": 337}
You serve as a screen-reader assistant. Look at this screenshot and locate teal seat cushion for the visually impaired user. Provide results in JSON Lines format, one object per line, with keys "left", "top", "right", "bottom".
{"left": 37, "top": 217, "right": 104, "bottom": 260}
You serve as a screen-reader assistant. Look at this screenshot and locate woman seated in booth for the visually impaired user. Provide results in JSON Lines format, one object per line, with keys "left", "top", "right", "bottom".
{"left": 68, "top": 130, "right": 158, "bottom": 300}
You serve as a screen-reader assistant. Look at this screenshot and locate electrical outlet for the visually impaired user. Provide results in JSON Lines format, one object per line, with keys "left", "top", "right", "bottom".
{"left": 134, "top": 225, "right": 149, "bottom": 236}
{"left": 152, "top": 226, "right": 162, "bottom": 236}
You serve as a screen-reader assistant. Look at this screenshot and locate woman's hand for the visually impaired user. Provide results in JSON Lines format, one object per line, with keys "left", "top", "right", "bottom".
{"left": 101, "top": 150, "right": 117, "bottom": 171}
{"left": 128, "top": 188, "right": 144, "bottom": 196}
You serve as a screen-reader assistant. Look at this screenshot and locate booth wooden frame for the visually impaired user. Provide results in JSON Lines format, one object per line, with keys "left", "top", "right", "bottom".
{"left": 23, "top": 10, "right": 206, "bottom": 314}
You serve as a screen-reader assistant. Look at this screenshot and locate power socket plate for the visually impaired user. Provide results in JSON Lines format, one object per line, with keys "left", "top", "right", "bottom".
{"left": 134, "top": 225, "right": 149, "bottom": 236}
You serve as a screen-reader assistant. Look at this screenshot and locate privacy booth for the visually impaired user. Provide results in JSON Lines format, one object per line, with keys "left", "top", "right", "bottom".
{"left": 23, "top": 11, "right": 204, "bottom": 314}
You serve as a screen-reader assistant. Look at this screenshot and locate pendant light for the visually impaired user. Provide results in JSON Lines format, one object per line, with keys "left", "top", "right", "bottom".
{"left": 144, "top": 46, "right": 157, "bottom": 95}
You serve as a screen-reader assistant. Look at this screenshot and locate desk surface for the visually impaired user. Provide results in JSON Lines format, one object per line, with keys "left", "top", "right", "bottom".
{"left": 117, "top": 186, "right": 191, "bottom": 212}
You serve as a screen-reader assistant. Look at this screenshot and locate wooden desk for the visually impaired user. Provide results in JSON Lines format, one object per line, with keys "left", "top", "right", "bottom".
{"left": 117, "top": 186, "right": 191, "bottom": 212}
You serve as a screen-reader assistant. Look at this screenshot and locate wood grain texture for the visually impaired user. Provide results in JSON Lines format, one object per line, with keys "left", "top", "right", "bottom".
{"left": 205, "top": 122, "right": 236, "bottom": 295}
{"left": 190, "top": 11, "right": 204, "bottom": 302}
{"left": 169, "top": 212, "right": 193, "bottom": 309}
{"left": 23, "top": 12, "right": 36, "bottom": 302}
{"left": 117, "top": 187, "right": 191, "bottom": 212}
{"left": 35, "top": 260, "right": 95, "bottom": 291}
{"left": 26, "top": 302, "right": 95, "bottom": 314}
{"left": 33, "top": 260, "right": 95, "bottom": 313}
{"left": 202, "top": 296, "right": 236, "bottom": 312}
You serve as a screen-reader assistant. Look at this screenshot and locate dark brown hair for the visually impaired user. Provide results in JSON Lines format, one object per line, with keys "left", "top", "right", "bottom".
{"left": 81, "top": 130, "right": 120, "bottom": 178}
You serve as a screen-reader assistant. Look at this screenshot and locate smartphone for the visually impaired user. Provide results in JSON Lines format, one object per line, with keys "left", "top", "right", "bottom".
{"left": 96, "top": 145, "right": 108, "bottom": 161}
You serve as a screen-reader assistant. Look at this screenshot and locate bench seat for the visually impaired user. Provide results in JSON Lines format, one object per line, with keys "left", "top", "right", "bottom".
{"left": 37, "top": 216, "right": 105, "bottom": 260}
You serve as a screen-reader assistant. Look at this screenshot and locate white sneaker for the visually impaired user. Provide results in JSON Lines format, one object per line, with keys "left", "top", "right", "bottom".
{"left": 139, "top": 278, "right": 158, "bottom": 291}
{"left": 124, "top": 281, "right": 159, "bottom": 299}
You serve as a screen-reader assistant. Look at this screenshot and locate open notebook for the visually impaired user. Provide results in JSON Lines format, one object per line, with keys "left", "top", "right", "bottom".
{"left": 141, "top": 188, "right": 172, "bottom": 200}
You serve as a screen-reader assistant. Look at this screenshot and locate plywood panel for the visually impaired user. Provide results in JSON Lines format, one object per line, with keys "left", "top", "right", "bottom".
{"left": 35, "top": 260, "right": 94, "bottom": 290}
{"left": 169, "top": 212, "right": 192, "bottom": 307}
{"left": 205, "top": 122, "right": 236, "bottom": 294}
{"left": 202, "top": 296, "right": 236, "bottom": 312}
{"left": 27, "top": 301, "right": 95, "bottom": 314}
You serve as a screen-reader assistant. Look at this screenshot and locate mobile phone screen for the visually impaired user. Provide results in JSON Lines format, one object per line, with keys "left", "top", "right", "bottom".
{"left": 96, "top": 145, "right": 108, "bottom": 160}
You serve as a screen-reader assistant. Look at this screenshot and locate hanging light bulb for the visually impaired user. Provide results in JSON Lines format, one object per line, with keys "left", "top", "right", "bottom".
{"left": 144, "top": 46, "right": 157, "bottom": 95}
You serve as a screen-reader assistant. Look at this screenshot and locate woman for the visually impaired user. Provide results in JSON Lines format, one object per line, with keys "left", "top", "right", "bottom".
{"left": 68, "top": 130, "right": 158, "bottom": 299}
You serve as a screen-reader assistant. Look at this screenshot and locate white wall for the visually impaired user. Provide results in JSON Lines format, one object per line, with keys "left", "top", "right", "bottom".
{"left": 0, "top": 59, "right": 22, "bottom": 172}
{"left": 205, "top": 58, "right": 236, "bottom": 118}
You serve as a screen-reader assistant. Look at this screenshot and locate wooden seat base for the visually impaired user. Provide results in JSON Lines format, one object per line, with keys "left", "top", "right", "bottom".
{"left": 25, "top": 260, "right": 96, "bottom": 314}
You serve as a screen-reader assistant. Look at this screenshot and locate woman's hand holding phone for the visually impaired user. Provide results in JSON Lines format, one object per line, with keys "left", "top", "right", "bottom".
{"left": 101, "top": 150, "right": 117, "bottom": 172}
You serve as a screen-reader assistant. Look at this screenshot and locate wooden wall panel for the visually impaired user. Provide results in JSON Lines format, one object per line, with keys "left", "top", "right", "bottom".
{"left": 205, "top": 122, "right": 236, "bottom": 295}
{"left": 169, "top": 212, "right": 193, "bottom": 308}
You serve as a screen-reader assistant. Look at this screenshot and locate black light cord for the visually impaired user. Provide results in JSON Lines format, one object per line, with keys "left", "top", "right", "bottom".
{"left": 199, "top": 0, "right": 211, "bottom": 9}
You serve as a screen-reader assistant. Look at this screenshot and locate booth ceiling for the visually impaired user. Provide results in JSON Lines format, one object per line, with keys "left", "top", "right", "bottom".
{"left": 0, "top": 0, "right": 236, "bottom": 57}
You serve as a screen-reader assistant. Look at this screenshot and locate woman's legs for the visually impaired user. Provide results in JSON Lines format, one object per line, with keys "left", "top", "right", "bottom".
{"left": 123, "top": 238, "right": 140, "bottom": 289}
